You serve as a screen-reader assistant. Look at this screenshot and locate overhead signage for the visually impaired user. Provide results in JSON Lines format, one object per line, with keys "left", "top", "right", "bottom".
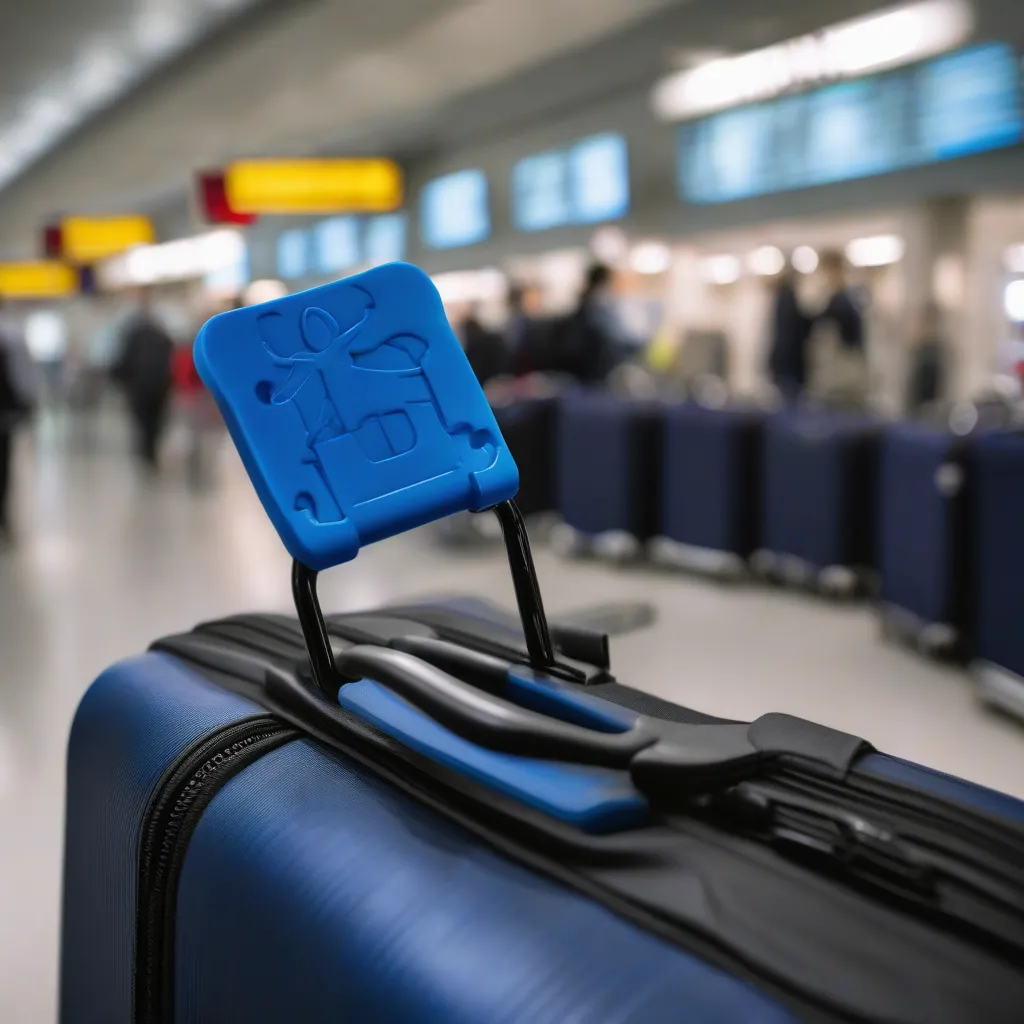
{"left": 678, "top": 42, "right": 1021, "bottom": 204}
{"left": 57, "top": 215, "right": 156, "bottom": 263}
{"left": 653, "top": 0, "right": 973, "bottom": 121}
{"left": 225, "top": 159, "right": 403, "bottom": 215}
{"left": 0, "top": 261, "right": 77, "bottom": 299}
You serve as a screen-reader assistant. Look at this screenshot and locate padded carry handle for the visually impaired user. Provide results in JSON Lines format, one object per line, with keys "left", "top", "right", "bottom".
{"left": 338, "top": 645, "right": 872, "bottom": 797}
{"left": 336, "top": 646, "right": 652, "bottom": 767}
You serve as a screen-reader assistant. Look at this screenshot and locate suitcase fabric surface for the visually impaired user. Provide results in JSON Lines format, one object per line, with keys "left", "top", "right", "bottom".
{"left": 971, "top": 431, "right": 1024, "bottom": 710}
{"left": 62, "top": 600, "right": 1024, "bottom": 1024}
{"left": 878, "top": 423, "right": 972, "bottom": 648}
{"left": 557, "top": 394, "right": 662, "bottom": 540}
{"left": 658, "top": 403, "right": 763, "bottom": 558}
{"left": 761, "top": 411, "right": 880, "bottom": 574}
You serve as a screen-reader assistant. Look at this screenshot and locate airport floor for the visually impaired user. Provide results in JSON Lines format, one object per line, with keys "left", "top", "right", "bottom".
{"left": 3, "top": 410, "right": 1024, "bottom": 1023}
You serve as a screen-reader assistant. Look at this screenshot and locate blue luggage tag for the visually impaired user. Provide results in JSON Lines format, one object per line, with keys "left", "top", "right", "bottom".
{"left": 194, "top": 262, "right": 519, "bottom": 570}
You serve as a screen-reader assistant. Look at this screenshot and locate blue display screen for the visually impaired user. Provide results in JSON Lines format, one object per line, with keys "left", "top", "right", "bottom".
{"left": 512, "top": 132, "right": 629, "bottom": 231}
{"left": 364, "top": 214, "right": 407, "bottom": 266}
{"left": 313, "top": 217, "right": 360, "bottom": 274}
{"left": 420, "top": 169, "right": 490, "bottom": 249}
{"left": 679, "top": 43, "right": 1022, "bottom": 204}
{"left": 276, "top": 229, "right": 310, "bottom": 279}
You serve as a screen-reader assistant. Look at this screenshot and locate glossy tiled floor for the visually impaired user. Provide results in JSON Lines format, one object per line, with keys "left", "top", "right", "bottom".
{"left": 3, "top": 410, "right": 1024, "bottom": 1022}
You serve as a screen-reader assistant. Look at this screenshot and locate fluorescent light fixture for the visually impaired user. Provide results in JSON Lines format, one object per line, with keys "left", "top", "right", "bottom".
{"left": 0, "top": 1, "right": 265, "bottom": 194}
{"left": 1004, "top": 245, "right": 1024, "bottom": 275}
{"left": 432, "top": 269, "right": 507, "bottom": 305}
{"left": 651, "top": 0, "right": 973, "bottom": 121}
{"left": 748, "top": 245, "right": 786, "bottom": 276}
{"left": 591, "top": 226, "right": 629, "bottom": 264}
{"left": 845, "top": 234, "right": 905, "bottom": 267}
{"left": 244, "top": 279, "right": 290, "bottom": 306}
{"left": 792, "top": 246, "right": 819, "bottom": 274}
{"left": 99, "top": 229, "right": 246, "bottom": 288}
{"left": 699, "top": 254, "right": 742, "bottom": 285}
{"left": 629, "top": 241, "right": 672, "bottom": 276}
{"left": 1004, "top": 280, "right": 1024, "bottom": 322}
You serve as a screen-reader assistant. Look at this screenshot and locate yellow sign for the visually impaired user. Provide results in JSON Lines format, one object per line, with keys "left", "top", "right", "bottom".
{"left": 0, "top": 261, "right": 77, "bottom": 299}
{"left": 60, "top": 215, "right": 156, "bottom": 263}
{"left": 225, "top": 159, "right": 402, "bottom": 214}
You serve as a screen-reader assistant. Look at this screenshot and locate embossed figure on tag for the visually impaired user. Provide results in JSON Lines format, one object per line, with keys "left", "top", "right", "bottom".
{"left": 194, "top": 262, "right": 518, "bottom": 569}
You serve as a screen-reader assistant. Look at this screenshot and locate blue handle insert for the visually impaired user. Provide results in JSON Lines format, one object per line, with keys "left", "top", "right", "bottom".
{"left": 339, "top": 679, "right": 650, "bottom": 833}
{"left": 194, "top": 262, "right": 519, "bottom": 570}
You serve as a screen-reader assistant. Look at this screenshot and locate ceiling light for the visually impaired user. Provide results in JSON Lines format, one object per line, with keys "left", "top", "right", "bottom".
{"left": 134, "top": 7, "right": 190, "bottom": 60}
{"left": 70, "top": 44, "right": 132, "bottom": 109}
{"left": 591, "top": 226, "right": 629, "bottom": 264}
{"left": 1004, "top": 246, "right": 1024, "bottom": 275}
{"left": 748, "top": 245, "right": 785, "bottom": 276}
{"left": 629, "top": 241, "right": 672, "bottom": 275}
{"left": 651, "top": 0, "right": 972, "bottom": 120}
{"left": 845, "top": 234, "right": 905, "bottom": 268}
{"left": 1004, "top": 280, "right": 1024, "bottom": 323}
{"left": 792, "top": 246, "right": 820, "bottom": 274}
{"left": 699, "top": 254, "right": 741, "bottom": 285}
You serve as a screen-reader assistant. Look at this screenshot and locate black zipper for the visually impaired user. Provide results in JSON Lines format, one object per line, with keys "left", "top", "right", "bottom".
{"left": 134, "top": 714, "right": 297, "bottom": 1024}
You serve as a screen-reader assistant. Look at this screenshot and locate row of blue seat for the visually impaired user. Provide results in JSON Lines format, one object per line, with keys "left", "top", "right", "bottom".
{"left": 495, "top": 393, "right": 1024, "bottom": 717}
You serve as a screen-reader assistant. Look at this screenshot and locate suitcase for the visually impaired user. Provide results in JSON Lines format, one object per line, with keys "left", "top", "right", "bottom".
{"left": 62, "top": 599, "right": 1024, "bottom": 1024}
{"left": 651, "top": 403, "right": 763, "bottom": 578}
{"left": 758, "top": 410, "right": 881, "bottom": 594}
{"left": 61, "top": 265, "right": 1024, "bottom": 1023}
{"left": 492, "top": 396, "right": 557, "bottom": 517}
{"left": 970, "top": 430, "right": 1024, "bottom": 720}
{"left": 553, "top": 393, "right": 662, "bottom": 559}
{"left": 877, "top": 423, "right": 974, "bottom": 658}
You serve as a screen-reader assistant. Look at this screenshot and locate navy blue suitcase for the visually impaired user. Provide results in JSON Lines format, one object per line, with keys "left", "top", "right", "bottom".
{"left": 877, "top": 423, "right": 973, "bottom": 657}
{"left": 554, "top": 394, "right": 662, "bottom": 557}
{"left": 653, "top": 403, "right": 763, "bottom": 577}
{"left": 60, "top": 601, "right": 1024, "bottom": 1023}
{"left": 759, "top": 411, "right": 881, "bottom": 593}
{"left": 971, "top": 430, "right": 1024, "bottom": 719}
{"left": 492, "top": 397, "right": 557, "bottom": 517}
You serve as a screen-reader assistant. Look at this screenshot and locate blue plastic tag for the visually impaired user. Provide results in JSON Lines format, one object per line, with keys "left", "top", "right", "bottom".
{"left": 194, "top": 262, "right": 518, "bottom": 569}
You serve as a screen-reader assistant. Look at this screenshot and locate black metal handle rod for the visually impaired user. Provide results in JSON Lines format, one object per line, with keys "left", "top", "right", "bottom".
{"left": 490, "top": 499, "right": 556, "bottom": 670}
{"left": 292, "top": 559, "right": 340, "bottom": 698}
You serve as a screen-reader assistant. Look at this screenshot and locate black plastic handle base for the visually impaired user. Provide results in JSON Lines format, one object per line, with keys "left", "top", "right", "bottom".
{"left": 293, "top": 499, "right": 555, "bottom": 698}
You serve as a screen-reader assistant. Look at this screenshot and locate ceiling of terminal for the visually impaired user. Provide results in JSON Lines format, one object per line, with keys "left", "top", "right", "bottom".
{"left": 0, "top": 0, "right": 683, "bottom": 255}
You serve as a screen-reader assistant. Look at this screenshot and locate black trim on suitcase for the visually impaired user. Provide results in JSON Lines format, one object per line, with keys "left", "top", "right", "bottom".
{"left": 134, "top": 715, "right": 298, "bottom": 1024}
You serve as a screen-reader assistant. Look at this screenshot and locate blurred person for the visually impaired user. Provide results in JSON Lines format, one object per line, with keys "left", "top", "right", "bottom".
{"left": 112, "top": 288, "right": 174, "bottom": 470}
{"left": 813, "top": 250, "right": 868, "bottom": 404}
{"left": 767, "top": 267, "right": 813, "bottom": 402}
{"left": 905, "top": 301, "right": 946, "bottom": 414}
{"left": 504, "top": 283, "right": 543, "bottom": 375}
{"left": 0, "top": 300, "right": 38, "bottom": 543}
{"left": 459, "top": 306, "right": 510, "bottom": 386}
{"left": 173, "top": 340, "right": 221, "bottom": 489}
{"left": 557, "top": 263, "right": 624, "bottom": 383}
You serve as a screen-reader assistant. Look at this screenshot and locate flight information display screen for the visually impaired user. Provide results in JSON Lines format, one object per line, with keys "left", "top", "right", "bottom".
{"left": 512, "top": 132, "right": 629, "bottom": 231}
{"left": 679, "top": 43, "right": 1022, "bottom": 204}
{"left": 313, "top": 217, "right": 360, "bottom": 274}
{"left": 276, "top": 229, "right": 310, "bottom": 279}
{"left": 364, "top": 214, "right": 407, "bottom": 266}
{"left": 420, "top": 169, "right": 490, "bottom": 249}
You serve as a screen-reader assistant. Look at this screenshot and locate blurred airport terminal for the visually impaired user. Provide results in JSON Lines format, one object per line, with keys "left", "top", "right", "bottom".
{"left": 7, "top": 0, "right": 1024, "bottom": 1019}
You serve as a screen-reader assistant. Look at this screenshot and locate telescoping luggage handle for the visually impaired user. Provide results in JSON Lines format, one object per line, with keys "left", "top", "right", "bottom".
{"left": 194, "top": 262, "right": 555, "bottom": 694}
